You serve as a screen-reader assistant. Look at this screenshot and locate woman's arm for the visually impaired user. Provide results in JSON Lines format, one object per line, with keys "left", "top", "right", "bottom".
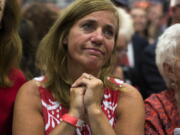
{"left": 71, "top": 73, "right": 145, "bottom": 135}
{"left": 72, "top": 73, "right": 117, "bottom": 135}
{"left": 85, "top": 83, "right": 145, "bottom": 135}
{"left": 12, "top": 80, "right": 78, "bottom": 135}
{"left": 13, "top": 80, "right": 45, "bottom": 135}
{"left": 114, "top": 83, "right": 145, "bottom": 135}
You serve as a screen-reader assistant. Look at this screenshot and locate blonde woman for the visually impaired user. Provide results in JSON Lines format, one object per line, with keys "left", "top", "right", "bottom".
{"left": 13, "top": 0, "right": 144, "bottom": 134}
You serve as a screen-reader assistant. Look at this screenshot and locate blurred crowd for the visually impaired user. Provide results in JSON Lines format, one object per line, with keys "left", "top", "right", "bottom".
{"left": 1, "top": 0, "right": 180, "bottom": 134}
{"left": 17, "top": 0, "right": 177, "bottom": 98}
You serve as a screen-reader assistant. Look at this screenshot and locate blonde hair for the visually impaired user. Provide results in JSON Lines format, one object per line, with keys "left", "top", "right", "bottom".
{"left": 36, "top": 0, "right": 119, "bottom": 107}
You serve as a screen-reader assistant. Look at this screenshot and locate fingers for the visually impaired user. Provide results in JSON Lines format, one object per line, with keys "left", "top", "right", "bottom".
{"left": 71, "top": 73, "right": 95, "bottom": 88}
{"left": 70, "top": 86, "right": 86, "bottom": 95}
{"left": 84, "top": 73, "right": 93, "bottom": 80}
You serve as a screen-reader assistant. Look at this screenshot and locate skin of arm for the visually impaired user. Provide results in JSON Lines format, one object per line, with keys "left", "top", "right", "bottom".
{"left": 72, "top": 73, "right": 145, "bottom": 135}
{"left": 86, "top": 83, "right": 145, "bottom": 135}
{"left": 12, "top": 80, "right": 79, "bottom": 135}
{"left": 114, "top": 83, "right": 145, "bottom": 135}
{"left": 13, "top": 75, "right": 144, "bottom": 135}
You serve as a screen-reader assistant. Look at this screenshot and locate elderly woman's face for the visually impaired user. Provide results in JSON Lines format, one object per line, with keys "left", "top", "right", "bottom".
{"left": 0, "top": 0, "right": 5, "bottom": 23}
{"left": 66, "top": 10, "right": 118, "bottom": 71}
{"left": 173, "top": 48, "right": 180, "bottom": 84}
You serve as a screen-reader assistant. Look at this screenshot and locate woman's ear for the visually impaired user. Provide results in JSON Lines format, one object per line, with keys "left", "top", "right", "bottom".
{"left": 63, "top": 37, "right": 68, "bottom": 45}
{"left": 62, "top": 37, "right": 68, "bottom": 50}
{"left": 163, "top": 62, "right": 176, "bottom": 82}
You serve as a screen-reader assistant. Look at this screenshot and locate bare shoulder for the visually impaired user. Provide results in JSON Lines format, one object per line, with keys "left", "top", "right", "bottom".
{"left": 17, "top": 80, "right": 40, "bottom": 96}
{"left": 117, "top": 83, "right": 144, "bottom": 114}
{"left": 13, "top": 80, "right": 45, "bottom": 134}
{"left": 14, "top": 79, "right": 43, "bottom": 114}
{"left": 119, "top": 83, "right": 143, "bottom": 101}
{"left": 114, "top": 83, "right": 145, "bottom": 135}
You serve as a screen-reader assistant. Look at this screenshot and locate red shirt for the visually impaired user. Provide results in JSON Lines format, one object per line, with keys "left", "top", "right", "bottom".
{"left": 0, "top": 69, "right": 26, "bottom": 135}
{"left": 145, "top": 90, "right": 180, "bottom": 135}
{"left": 38, "top": 86, "right": 120, "bottom": 135}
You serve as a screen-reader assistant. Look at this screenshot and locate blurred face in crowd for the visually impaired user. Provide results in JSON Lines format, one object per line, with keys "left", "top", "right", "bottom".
{"left": 172, "top": 4, "right": 180, "bottom": 24}
{"left": 0, "top": 0, "right": 5, "bottom": 23}
{"left": 130, "top": 8, "right": 147, "bottom": 33}
{"left": 116, "top": 34, "right": 128, "bottom": 62}
{"left": 147, "top": 3, "right": 163, "bottom": 25}
{"left": 66, "top": 10, "right": 118, "bottom": 73}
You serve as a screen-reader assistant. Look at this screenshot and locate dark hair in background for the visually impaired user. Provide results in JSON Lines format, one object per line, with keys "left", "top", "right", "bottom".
{"left": 22, "top": 2, "right": 58, "bottom": 44}
{"left": 19, "top": 19, "right": 39, "bottom": 79}
{"left": 0, "top": 0, "right": 22, "bottom": 87}
{"left": 19, "top": 2, "right": 58, "bottom": 79}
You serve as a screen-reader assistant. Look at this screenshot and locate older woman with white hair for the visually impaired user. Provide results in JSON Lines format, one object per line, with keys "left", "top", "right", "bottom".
{"left": 145, "top": 23, "right": 180, "bottom": 135}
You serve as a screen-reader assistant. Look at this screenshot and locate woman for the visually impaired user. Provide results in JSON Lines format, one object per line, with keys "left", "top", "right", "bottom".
{"left": 145, "top": 24, "right": 180, "bottom": 135}
{"left": 13, "top": 0, "right": 144, "bottom": 134}
{"left": 0, "top": 0, "right": 26, "bottom": 134}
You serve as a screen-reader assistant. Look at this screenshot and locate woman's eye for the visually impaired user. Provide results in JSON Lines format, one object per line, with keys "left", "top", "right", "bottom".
{"left": 104, "top": 28, "right": 115, "bottom": 38}
{"left": 81, "top": 23, "right": 94, "bottom": 32}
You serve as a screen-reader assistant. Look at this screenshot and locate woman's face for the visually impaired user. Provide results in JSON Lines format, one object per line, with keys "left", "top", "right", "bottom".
{"left": 66, "top": 10, "right": 118, "bottom": 72}
{"left": 0, "top": 0, "right": 5, "bottom": 23}
{"left": 130, "top": 8, "right": 147, "bottom": 33}
{"left": 173, "top": 48, "right": 180, "bottom": 87}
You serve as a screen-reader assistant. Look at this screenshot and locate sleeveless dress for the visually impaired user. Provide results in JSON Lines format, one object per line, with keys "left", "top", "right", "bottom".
{"left": 38, "top": 86, "right": 120, "bottom": 135}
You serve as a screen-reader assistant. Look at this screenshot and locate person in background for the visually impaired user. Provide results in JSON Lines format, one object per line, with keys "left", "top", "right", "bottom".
{"left": 111, "top": 0, "right": 129, "bottom": 11}
{"left": 169, "top": 0, "right": 180, "bottom": 25}
{"left": 145, "top": 23, "right": 180, "bottom": 135}
{"left": 146, "top": 1, "right": 164, "bottom": 44}
{"left": 22, "top": 2, "right": 59, "bottom": 45}
{"left": 19, "top": 19, "right": 38, "bottom": 79}
{"left": 13, "top": 0, "right": 144, "bottom": 134}
{"left": 141, "top": 0, "right": 180, "bottom": 99}
{"left": 130, "top": 6, "right": 148, "bottom": 40}
{"left": 113, "top": 7, "right": 134, "bottom": 80}
{"left": 19, "top": 2, "right": 59, "bottom": 79}
{"left": 120, "top": 4, "right": 149, "bottom": 94}
{"left": 0, "top": 0, "right": 26, "bottom": 134}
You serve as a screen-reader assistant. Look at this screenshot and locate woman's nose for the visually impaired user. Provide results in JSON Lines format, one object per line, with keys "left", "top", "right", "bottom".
{"left": 91, "top": 28, "right": 104, "bottom": 46}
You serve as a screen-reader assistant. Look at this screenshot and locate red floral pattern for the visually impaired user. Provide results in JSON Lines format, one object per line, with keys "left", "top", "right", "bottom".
{"left": 39, "top": 87, "right": 120, "bottom": 135}
{"left": 145, "top": 90, "right": 180, "bottom": 135}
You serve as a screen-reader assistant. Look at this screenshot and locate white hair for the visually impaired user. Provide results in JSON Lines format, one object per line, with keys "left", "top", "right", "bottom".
{"left": 116, "top": 7, "right": 134, "bottom": 42}
{"left": 170, "top": 0, "right": 180, "bottom": 7}
{"left": 156, "top": 23, "right": 180, "bottom": 86}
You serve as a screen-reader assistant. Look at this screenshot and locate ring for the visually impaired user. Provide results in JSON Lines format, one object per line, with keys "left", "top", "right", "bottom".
{"left": 86, "top": 75, "right": 92, "bottom": 80}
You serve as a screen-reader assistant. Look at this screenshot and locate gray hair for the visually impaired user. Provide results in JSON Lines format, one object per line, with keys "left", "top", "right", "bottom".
{"left": 116, "top": 7, "right": 134, "bottom": 42}
{"left": 156, "top": 23, "right": 180, "bottom": 87}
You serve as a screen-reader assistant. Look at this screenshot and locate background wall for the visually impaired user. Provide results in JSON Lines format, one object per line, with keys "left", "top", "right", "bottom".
{"left": 22, "top": 0, "right": 74, "bottom": 8}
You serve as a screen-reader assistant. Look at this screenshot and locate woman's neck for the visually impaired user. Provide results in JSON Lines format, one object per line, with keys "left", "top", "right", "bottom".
{"left": 67, "top": 59, "right": 100, "bottom": 84}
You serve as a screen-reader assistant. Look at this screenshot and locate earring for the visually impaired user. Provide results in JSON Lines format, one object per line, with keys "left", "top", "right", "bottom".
{"left": 171, "top": 81, "right": 177, "bottom": 90}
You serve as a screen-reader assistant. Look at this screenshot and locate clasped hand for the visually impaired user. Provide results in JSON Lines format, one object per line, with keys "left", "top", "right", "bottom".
{"left": 69, "top": 73, "right": 104, "bottom": 120}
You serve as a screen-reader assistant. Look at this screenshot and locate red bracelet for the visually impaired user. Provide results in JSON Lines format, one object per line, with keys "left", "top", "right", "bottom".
{"left": 62, "top": 114, "right": 84, "bottom": 128}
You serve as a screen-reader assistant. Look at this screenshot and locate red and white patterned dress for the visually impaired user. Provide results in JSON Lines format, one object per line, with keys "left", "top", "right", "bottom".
{"left": 38, "top": 85, "right": 120, "bottom": 135}
{"left": 145, "top": 90, "right": 180, "bottom": 135}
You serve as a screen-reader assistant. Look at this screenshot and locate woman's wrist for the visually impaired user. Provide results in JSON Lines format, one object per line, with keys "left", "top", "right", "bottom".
{"left": 86, "top": 104, "right": 102, "bottom": 116}
{"left": 62, "top": 113, "right": 84, "bottom": 128}
{"left": 68, "top": 109, "right": 81, "bottom": 119}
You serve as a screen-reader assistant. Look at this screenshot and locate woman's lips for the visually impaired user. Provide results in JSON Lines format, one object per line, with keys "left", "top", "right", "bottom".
{"left": 84, "top": 48, "right": 105, "bottom": 56}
